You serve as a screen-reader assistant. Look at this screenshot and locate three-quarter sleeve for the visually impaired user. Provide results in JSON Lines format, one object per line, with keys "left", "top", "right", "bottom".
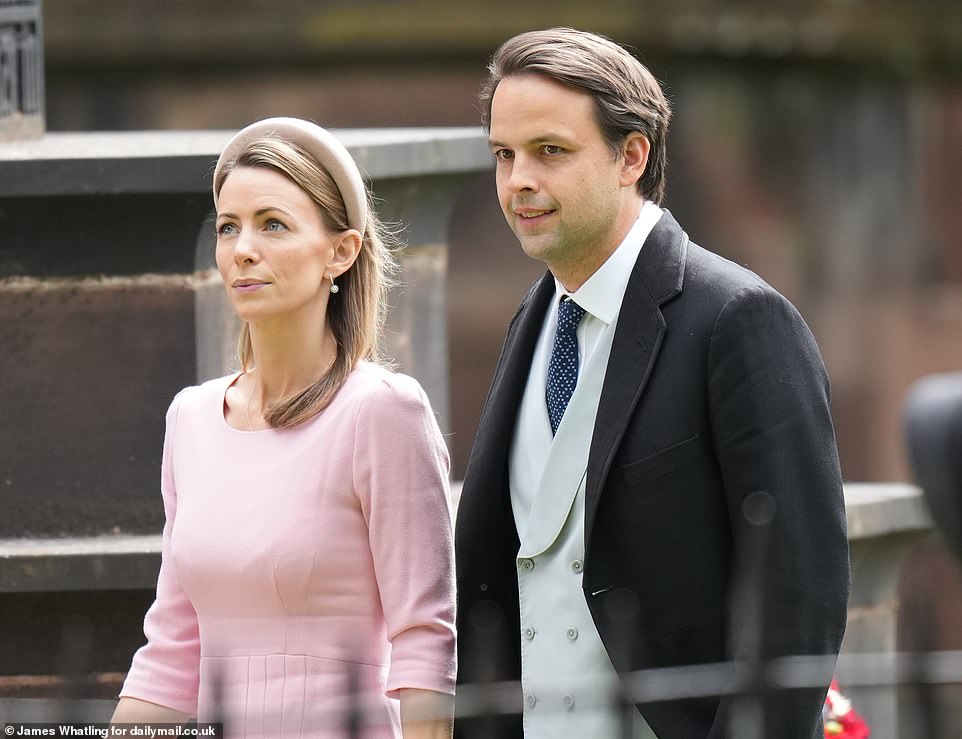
{"left": 352, "top": 374, "right": 457, "bottom": 696}
{"left": 119, "top": 391, "right": 201, "bottom": 715}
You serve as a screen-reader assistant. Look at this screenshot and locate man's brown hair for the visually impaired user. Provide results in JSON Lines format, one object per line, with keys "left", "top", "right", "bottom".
{"left": 480, "top": 27, "right": 672, "bottom": 205}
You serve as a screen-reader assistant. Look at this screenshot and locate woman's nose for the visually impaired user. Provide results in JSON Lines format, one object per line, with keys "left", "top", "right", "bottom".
{"left": 233, "top": 230, "right": 259, "bottom": 264}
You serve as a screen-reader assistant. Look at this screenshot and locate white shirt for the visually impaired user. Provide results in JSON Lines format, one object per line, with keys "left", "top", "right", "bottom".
{"left": 509, "top": 201, "right": 663, "bottom": 738}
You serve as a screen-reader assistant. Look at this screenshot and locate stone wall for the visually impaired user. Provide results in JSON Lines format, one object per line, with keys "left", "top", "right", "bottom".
{"left": 0, "top": 128, "right": 490, "bottom": 538}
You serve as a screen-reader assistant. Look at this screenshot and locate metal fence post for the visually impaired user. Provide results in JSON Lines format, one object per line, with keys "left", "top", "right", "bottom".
{"left": 0, "top": 0, "right": 44, "bottom": 140}
{"left": 728, "top": 490, "right": 776, "bottom": 739}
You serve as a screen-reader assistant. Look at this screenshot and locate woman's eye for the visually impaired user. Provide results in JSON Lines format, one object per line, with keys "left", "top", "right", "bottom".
{"left": 216, "top": 222, "right": 237, "bottom": 236}
{"left": 265, "top": 219, "right": 287, "bottom": 232}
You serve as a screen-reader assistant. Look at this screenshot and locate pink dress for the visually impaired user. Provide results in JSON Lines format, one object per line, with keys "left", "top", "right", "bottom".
{"left": 120, "top": 363, "right": 456, "bottom": 737}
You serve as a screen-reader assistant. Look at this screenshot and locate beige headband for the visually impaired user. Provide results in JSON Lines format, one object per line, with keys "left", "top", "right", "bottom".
{"left": 213, "top": 117, "right": 368, "bottom": 232}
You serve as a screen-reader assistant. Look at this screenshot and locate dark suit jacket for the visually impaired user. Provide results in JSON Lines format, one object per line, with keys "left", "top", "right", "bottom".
{"left": 454, "top": 211, "right": 850, "bottom": 738}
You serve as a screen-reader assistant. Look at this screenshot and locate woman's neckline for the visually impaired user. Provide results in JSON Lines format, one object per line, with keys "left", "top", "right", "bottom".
{"left": 218, "top": 363, "right": 369, "bottom": 434}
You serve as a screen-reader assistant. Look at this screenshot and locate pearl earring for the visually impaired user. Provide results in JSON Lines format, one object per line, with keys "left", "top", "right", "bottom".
{"left": 329, "top": 274, "right": 339, "bottom": 294}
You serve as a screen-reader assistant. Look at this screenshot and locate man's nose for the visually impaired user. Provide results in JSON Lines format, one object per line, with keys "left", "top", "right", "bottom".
{"left": 505, "top": 155, "right": 538, "bottom": 194}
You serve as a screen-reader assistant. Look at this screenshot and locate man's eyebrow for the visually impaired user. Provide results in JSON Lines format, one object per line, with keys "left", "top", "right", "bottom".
{"left": 489, "top": 133, "right": 573, "bottom": 149}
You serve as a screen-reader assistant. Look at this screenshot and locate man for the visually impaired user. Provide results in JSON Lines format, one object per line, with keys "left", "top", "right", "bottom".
{"left": 454, "top": 27, "right": 850, "bottom": 739}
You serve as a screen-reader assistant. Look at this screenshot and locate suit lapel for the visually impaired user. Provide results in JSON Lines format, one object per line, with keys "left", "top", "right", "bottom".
{"left": 517, "top": 320, "right": 615, "bottom": 557}
{"left": 584, "top": 211, "right": 689, "bottom": 543}
{"left": 464, "top": 273, "right": 555, "bottom": 494}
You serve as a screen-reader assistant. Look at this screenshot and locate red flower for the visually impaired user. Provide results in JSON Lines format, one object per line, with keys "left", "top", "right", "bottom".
{"left": 824, "top": 679, "right": 870, "bottom": 738}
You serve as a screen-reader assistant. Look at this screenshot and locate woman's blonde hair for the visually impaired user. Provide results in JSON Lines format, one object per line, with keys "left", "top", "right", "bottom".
{"left": 214, "top": 137, "right": 399, "bottom": 429}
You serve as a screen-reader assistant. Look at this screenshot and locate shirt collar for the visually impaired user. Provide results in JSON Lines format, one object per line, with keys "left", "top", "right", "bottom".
{"left": 554, "top": 200, "right": 664, "bottom": 325}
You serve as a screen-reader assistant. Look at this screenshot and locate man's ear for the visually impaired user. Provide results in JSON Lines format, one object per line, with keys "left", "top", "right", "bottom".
{"left": 620, "top": 133, "right": 650, "bottom": 189}
{"left": 328, "top": 229, "right": 363, "bottom": 279}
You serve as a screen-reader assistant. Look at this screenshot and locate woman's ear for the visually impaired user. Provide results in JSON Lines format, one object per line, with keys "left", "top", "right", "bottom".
{"left": 328, "top": 229, "right": 363, "bottom": 279}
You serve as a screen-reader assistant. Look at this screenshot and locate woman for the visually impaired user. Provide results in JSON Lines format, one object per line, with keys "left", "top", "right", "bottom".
{"left": 112, "top": 118, "right": 456, "bottom": 738}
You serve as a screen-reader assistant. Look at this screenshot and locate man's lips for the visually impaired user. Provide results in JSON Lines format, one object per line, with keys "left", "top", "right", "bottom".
{"left": 515, "top": 207, "right": 555, "bottom": 217}
{"left": 514, "top": 207, "right": 556, "bottom": 224}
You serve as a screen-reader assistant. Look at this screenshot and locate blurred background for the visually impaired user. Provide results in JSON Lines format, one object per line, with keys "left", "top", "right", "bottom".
{"left": 35, "top": 0, "right": 962, "bottom": 482}
{"left": 3, "top": 0, "right": 962, "bottom": 731}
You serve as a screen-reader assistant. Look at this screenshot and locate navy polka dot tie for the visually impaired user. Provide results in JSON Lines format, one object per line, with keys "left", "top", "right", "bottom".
{"left": 546, "top": 297, "right": 587, "bottom": 435}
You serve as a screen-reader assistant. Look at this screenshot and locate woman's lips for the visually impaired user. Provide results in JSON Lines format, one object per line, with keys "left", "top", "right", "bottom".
{"left": 233, "top": 281, "right": 268, "bottom": 293}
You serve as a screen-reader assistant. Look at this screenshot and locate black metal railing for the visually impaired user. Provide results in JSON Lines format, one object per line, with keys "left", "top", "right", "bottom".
{"left": 4, "top": 504, "right": 961, "bottom": 737}
{"left": 0, "top": 0, "right": 43, "bottom": 137}
{"left": 4, "top": 647, "right": 960, "bottom": 737}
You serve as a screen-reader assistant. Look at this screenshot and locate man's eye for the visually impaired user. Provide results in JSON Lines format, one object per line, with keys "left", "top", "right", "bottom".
{"left": 494, "top": 149, "right": 514, "bottom": 161}
{"left": 542, "top": 145, "right": 562, "bottom": 155}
